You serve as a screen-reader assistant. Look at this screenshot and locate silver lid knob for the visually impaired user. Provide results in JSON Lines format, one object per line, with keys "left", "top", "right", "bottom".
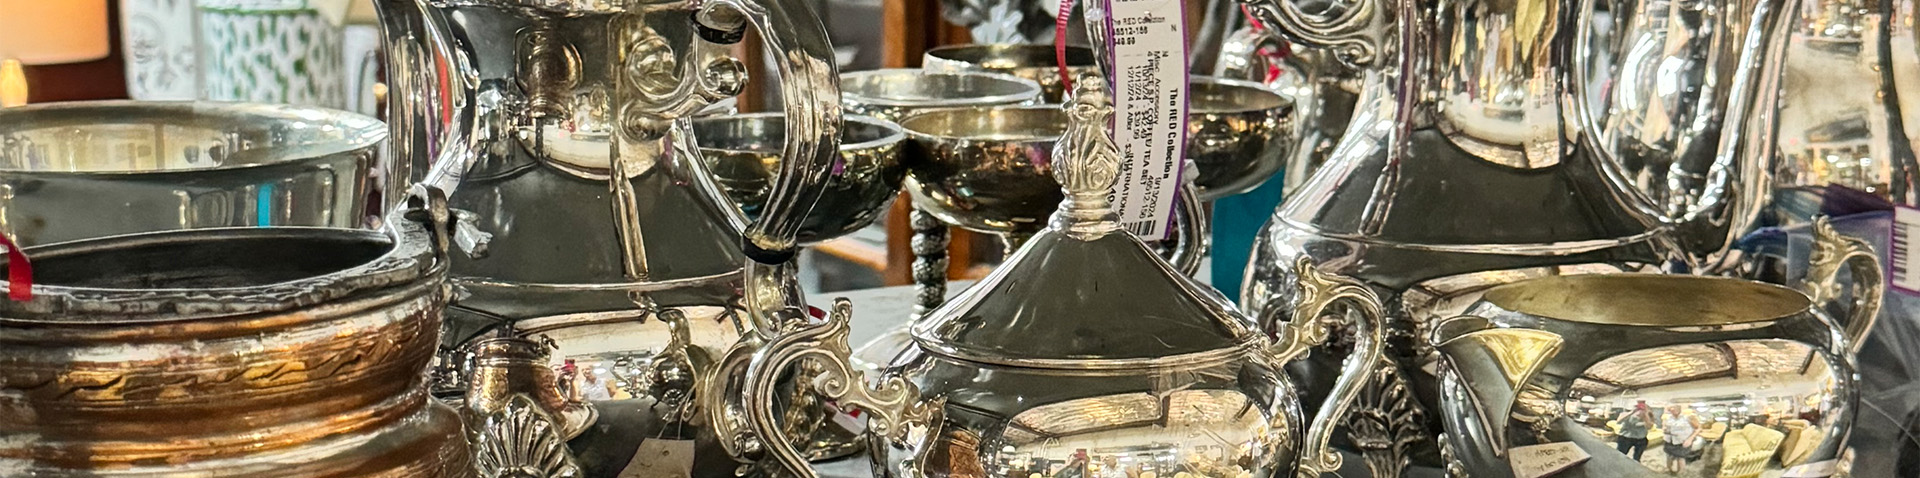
{"left": 1048, "top": 72, "right": 1123, "bottom": 238}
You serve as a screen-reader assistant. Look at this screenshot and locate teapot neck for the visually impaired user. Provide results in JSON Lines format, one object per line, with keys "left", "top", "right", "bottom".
{"left": 1412, "top": 0, "right": 1590, "bottom": 169}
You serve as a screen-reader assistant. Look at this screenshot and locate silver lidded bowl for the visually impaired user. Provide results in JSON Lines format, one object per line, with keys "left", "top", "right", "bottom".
{"left": 923, "top": 44, "right": 1098, "bottom": 102}
{"left": 840, "top": 69, "right": 1044, "bottom": 122}
{"left": 0, "top": 196, "right": 469, "bottom": 476}
{"left": 0, "top": 101, "right": 387, "bottom": 247}
{"left": 693, "top": 113, "right": 907, "bottom": 244}
{"left": 732, "top": 75, "right": 1389, "bottom": 478}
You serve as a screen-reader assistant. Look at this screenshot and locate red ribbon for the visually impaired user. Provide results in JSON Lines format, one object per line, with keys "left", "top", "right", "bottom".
{"left": 1, "top": 233, "right": 30, "bottom": 301}
{"left": 1056, "top": 0, "right": 1078, "bottom": 92}
{"left": 1239, "top": 5, "right": 1292, "bottom": 84}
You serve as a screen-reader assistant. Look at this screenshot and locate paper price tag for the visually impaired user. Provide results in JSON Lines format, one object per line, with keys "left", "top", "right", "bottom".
{"left": 1891, "top": 206, "right": 1920, "bottom": 294}
{"left": 1506, "top": 442, "right": 1590, "bottom": 478}
{"left": 617, "top": 438, "right": 697, "bottom": 478}
{"left": 1102, "top": 0, "right": 1189, "bottom": 241}
{"left": 1781, "top": 459, "right": 1838, "bottom": 478}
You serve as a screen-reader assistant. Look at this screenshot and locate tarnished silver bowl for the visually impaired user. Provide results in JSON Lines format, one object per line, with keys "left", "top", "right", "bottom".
{"left": 0, "top": 198, "right": 468, "bottom": 476}
{"left": 839, "top": 69, "right": 1043, "bottom": 122}
{"left": 694, "top": 113, "right": 907, "bottom": 244}
{"left": 923, "top": 44, "right": 1098, "bottom": 102}
{"left": 1188, "top": 77, "right": 1294, "bottom": 200}
{"left": 0, "top": 101, "right": 387, "bottom": 247}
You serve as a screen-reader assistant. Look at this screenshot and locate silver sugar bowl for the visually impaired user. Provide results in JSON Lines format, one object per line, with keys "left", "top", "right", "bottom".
{"left": 731, "top": 76, "right": 1389, "bottom": 478}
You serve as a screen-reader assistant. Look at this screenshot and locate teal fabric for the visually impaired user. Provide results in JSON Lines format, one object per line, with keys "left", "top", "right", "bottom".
{"left": 1208, "top": 172, "right": 1287, "bottom": 303}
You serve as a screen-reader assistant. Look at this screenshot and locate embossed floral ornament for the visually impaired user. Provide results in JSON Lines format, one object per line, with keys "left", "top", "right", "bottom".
{"left": 472, "top": 395, "right": 581, "bottom": 478}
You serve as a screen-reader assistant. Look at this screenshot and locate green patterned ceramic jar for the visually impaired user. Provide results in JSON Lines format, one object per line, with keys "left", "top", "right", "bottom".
{"left": 196, "top": 0, "right": 346, "bottom": 108}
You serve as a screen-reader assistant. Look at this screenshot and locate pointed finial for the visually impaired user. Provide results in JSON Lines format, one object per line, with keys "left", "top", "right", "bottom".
{"left": 1049, "top": 72, "right": 1122, "bottom": 237}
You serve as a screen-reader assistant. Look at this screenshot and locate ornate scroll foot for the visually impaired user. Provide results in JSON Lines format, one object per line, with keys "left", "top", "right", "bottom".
{"left": 471, "top": 395, "right": 583, "bottom": 478}
{"left": 1347, "top": 358, "right": 1426, "bottom": 478}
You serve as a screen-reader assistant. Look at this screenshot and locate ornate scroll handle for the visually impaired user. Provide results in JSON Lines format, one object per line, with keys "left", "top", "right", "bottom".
{"left": 1265, "top": 257, "right": 1387, "bottom": 478}
{"left": 743, "top": 298, "right": 945, "bottom": 478}
{"left": 373, "top": 0, "right": 482, "bottom": 200}
{"left": 692, "top": 0, "right": 843, "bottom": 259}
{"left": 1235, "top": 0, "right": 1382, "bottom": 67}
{"left": 399, "top": 184, "right": 455, "bottom": 268}
{"left": 1166, "top": 181, "right": 1210, "bottom": 277}
{"left": 1804, "top": 216, "right": 1884, "bottom": 354}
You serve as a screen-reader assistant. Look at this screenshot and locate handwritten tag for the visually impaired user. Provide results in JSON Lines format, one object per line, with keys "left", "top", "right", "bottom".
{"left": 1506, "top": 442, "right": 1590, "bottom": 478}
{"left": 1782, "top": 459, "right": 1839, "bottom": 478}
{"left": 1102, "top": 0, "right": 1189, "bottom": 241}
{"left": 617, "top": 438, "right": 697, "bottom": 478}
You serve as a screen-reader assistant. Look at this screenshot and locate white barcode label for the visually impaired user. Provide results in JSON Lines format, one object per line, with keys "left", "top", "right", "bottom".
{"left": 1122, "top": 220, "right": 1157, "bottom": 237}
{"left": 1893, "top": 206, "right": 1920, "bottom": 294}
{"left": 1103, "top": 0, "right": 1188, "bottom": 241}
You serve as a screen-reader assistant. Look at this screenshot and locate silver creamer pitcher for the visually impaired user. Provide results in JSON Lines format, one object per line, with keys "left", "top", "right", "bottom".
{"left": 1235, "top": 0, "right": 1798, "bottom": 472}
{"left": 375, "top": 0, "right": 847, "bottom": 476}
{"left": 1429, "top": 218, "right": 1883, "bottom": 477}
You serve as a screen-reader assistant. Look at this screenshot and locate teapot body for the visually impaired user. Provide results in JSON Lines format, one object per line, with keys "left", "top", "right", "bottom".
{"left": 871, "top": 346, "right": 1305, "bottom": 478}
{"left": 376, "top": 0, "right": 855, "bottom": 474}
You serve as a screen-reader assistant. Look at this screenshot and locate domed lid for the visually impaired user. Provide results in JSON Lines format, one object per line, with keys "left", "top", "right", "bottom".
{"left": 910, "top": 77, "right": 1259, "bottom": 369}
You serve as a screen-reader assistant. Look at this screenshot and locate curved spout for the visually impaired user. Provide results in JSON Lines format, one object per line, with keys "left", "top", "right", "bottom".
{"left": 1587, "top": 0, "right": 1799, "bottom": 268}
{"left": 1430, "top": 319, "right": 1564, "bottom": 456}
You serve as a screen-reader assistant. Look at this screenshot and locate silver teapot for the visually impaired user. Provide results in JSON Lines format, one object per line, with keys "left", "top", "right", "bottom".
{"left": 1430, "top": 217, "right": 1883, "bottom": 477}
{"left": 729, "top": 76, "right": 1388, "bottom": 478}
{"left": 375, "top": 0, "right": 864, "bottom": 475}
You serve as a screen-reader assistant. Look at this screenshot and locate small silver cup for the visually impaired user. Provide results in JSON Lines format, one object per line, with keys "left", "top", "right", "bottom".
{"left": 923, "top": 43, "right": 1098, "bottom": 102}
{"left": 839, "top": 69, "right": 1043, "bottom": 122}
{"left": 692, "top": 113, "right": 908, "bottom": 245}
{"left": 1188, "top": 77, "right": 1295, "bottom": 201}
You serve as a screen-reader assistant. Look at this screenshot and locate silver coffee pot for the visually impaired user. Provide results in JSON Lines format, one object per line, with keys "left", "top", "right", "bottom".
{"left": 1235, "top": 0, "right": 1800, "bottom": 472}
{"left": 375, "top": 0, "right": 861, "bottom": 475}
{"left": 727, "top": 75, "right": 1388, "bottom": 478}
{"left": 1597, "top": 0, "right": 1798, "bottom": 267}
{"left": 1430, "top": 217, "right": 1883, "bottom": 477}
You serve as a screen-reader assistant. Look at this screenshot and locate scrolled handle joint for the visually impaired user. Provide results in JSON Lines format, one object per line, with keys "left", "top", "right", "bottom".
{"left": 1237, "top": 0, "right": 1383, "bottom": 67}
{"left": 1274, "top": 256, "right": 1386, "bottom": 478}
{"left": 741, "top": 298, "right": 943, "bottom": 478}
{"left": 1805, "top": 216, "right": 1884, "bottom": 353}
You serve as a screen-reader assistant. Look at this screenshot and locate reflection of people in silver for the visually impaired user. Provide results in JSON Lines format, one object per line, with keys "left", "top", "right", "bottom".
{"left": 1615, "top": 401, "right": 1653, "bottom": 461}
{"left": 579, "top": 368, "right": 613, "bottom": 401}
{"left": 1661, "top": 405, "right": 1701, "bottom": 473}
{"left": 1057, "top": 451, "right": 1088, "bottom": 478}
{"left": 1099, "top": 456, "right": 1124, "bottom": 478}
